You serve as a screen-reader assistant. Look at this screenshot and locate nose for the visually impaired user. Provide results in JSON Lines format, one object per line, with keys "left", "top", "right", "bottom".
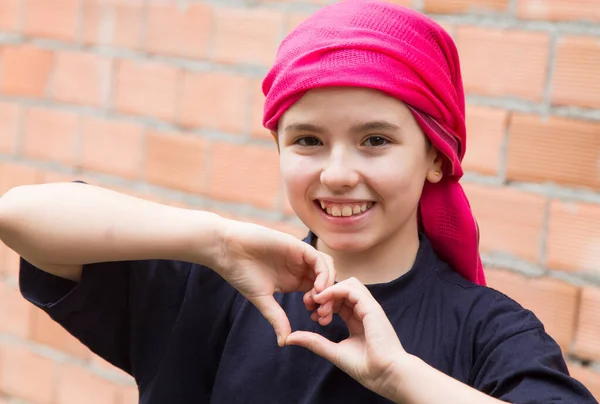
{"left": 319, "top": 149, "right": 360, "bottom": 191}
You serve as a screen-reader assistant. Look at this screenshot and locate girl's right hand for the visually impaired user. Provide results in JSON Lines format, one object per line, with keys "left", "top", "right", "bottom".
{"left": 211, "top": 219, "right": 336, "bottom": 346}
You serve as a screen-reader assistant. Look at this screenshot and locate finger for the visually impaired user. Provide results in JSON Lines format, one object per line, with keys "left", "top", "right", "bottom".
{"left": 322, "top": 253, "right": 336, "bottom": 289}
{"left": 317, "top": 298, "right": 333, "bottom": 317}
{"left": 311, "top": 252, "right": 335, "bottom": 293}
{"left": 303, "top": 290, "right": 317, "bottom": 312}
{"left": 285, "top": 331, "right": 340, "bottom": 367}
{"left": 318, "top": 313, "right": 333, "bottom": 326}
{"left": 251, "top": 295, "right": 291, "bottom": 347}
{"left": 314, "top": 278, "right": 381, "bottom": 321}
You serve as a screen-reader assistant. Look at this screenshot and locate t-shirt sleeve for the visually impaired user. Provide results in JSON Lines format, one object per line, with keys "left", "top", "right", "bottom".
{"left": 469, "top": 294, "right": 598, "bottom": 403}
{"left": 19, "top": 258, "right": 137, "bottom": 374}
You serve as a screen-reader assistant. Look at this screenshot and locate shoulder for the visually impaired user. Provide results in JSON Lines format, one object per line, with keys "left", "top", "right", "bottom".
{"left": 429, "top": 264, "right": 544, "bottom": 338}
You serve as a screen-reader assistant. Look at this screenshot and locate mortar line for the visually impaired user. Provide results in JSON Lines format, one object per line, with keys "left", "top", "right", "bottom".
{"left": 496, "top": 110, "right": 511, "bottom": 183}
{"left": 541, "top": 31, "right": 560, "bottom": 120}
{"left": 539, "top": 198, "right": 551, "bottom": 268}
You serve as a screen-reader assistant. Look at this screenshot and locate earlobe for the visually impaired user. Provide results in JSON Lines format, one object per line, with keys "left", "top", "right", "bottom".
{"left": 426, "top": 168, "right": 443, "bottom": 183}
{"left": 426, "top": 151, "right": 444, "bottom": 183}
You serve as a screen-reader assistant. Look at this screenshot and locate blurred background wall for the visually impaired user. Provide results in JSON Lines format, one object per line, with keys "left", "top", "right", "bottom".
{"left": 0, "top": 0, "right": 599, "bottom": 402}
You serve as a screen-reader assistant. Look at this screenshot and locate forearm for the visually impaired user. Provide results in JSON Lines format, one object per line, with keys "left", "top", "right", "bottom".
{"left": 390, "top": 355, "right": 506, "bottom": 404}
{"left": 0, "top": 182, "right": 223, "bottom": 267}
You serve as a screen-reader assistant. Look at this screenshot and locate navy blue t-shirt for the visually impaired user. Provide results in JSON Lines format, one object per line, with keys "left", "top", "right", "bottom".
{"left": 19, "top": 233, "right": 597, "bottom": 403}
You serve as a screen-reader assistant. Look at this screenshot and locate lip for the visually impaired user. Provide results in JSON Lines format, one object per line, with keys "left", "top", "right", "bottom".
{"left": 315, "top": 198, "right": 375, "bottom": 204}
{"left": 313, "top": 200, "right": 375, "bottom": 227}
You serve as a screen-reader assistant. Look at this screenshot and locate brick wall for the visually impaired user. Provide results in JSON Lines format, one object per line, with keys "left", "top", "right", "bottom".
{"left": 0, "top": 0, "right": 599, "bottom": 402}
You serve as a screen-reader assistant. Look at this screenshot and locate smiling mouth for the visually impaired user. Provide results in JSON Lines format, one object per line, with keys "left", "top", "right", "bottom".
{"left": 315, "top": 200, "right": 376, "bottom": 217}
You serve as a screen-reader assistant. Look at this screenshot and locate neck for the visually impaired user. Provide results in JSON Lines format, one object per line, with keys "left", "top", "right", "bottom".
{"left": 315, "top": 223, "right": 421, "bottom": 285}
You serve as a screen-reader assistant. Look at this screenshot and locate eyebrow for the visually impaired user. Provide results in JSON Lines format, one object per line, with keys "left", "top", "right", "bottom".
{"left": 284, "top": 120, "right": 401, "bottom": 134}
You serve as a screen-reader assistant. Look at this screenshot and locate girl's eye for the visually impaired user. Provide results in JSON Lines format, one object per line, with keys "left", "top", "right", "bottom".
{"left": 295, "top": 137, "right": 322, "bottom": 147}
{"left": 362, "top": 136, "right": 389, "bottom": 147}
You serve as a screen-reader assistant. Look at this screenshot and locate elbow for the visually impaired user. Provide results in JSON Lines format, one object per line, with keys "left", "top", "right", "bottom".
{"left": 0, "top": 184, "right": 34, "bottom": 235}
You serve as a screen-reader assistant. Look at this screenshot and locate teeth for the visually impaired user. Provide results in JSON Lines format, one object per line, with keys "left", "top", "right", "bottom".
{"left": 319, "top": 200, "right": 374, "bottom": 217}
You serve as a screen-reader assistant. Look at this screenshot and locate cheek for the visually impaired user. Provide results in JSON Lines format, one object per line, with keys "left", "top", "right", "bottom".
{"left": 279, "top": 153, "right": 316, "bottom": 201}
{"left": 368, "top": 156, "right": 426, "bottom": 202}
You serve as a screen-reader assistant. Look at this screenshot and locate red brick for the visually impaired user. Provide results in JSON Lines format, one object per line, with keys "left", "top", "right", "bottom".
{"left": 208, "top": 142, "right": 280, "bottom": 209}
{"left": 435, "top": 21, "right": 456, "bottom": 38}
{"left": 22, "top": 0, "right": 79, "bottom": 41}
{"left": 547, "top": 201, "right": 600, "bottom": 273}
{"left": 0, "top": 281, "right": 33, "bottom": 337}
{"left": 0, "top": 344, "right": 57, "bottom": 404}
{"left": 574, "top": 286, "right": 600, "bottom": 361}
{"left": 30, "top": 308, "right": 90, "bottom": 359}
{"left": 113, "top": 60, "right": 179, "bottom": 122}
{"left": 144, "top": 129, "right": 206, "bottom": 194}
{"left": 284, "top": 12, "right": 311, "bottom": 35}
{"left": 568, "top": 363, "right": 600, "bottom": 400}
{"left": 57, "top": 364, "right": 121, "bottom": 404}
{"left": 462, "top": 105, "right": 508, "bottom": 176}
{"left": 518, "top": 0, "right": 600, "bottom": 22}
{"left": 0, "top": 162, "right": 43, "bottom": 194}
{"left": 424, "top": 0, "right": 508, "bottom": 13}
{"left": 51, "top": 51, "right": 112, "bottom": 106}
{"left": 456, "top": 27, "right": 550, "bottom": 101}
{"left": 0, "top": 101, "right": 20, "bottom": 154}
{"left": 90, "top": 354, "right": 131, "bottom": 379}
{"left": 2, "top": 244, "right": 19, "bottom": 278}
{"left": 552, "top": 36, "right": 600, "bottom": 109}
{"left": 179, "top": 71, "right": 249, "bottom": 134}
{"left": 283, "top": 190, "right": 295, "bottom": 216}
{"left": 382, "top": 0, "right": 413, "bottom": 4}
{"left": 462, "top": 183, "right": 546, "bottom": 262}
{"left": 250, "top": 79, "right": 272, "bottom": 140}
{"left": 22, "top": 107, "right": 78, "bottom": 165}
{"left": 80, "top": 117, "right": 143, "bottom": 179}
{"left": 41, "top": 170, "right": 79, "bottom": 184}
{"left": 82, "top": 0, "right": 144, "bottom": 48}
{"left": 485, "top": 270, "right": 578, "bottom": 351}
{"left": 0, "top": 45, "right": 54, "bottom": 97}
{"left": 144, "top": 3, "right": 211, "bottom": 59}
{"left": 506, "top": 114, "right": 600, "bottom": 190}
{"left": 0, "top": 0, "right": 20, "bottom": 31}
{"left": 213, "top": 7, "right": 283, "bottom": 66}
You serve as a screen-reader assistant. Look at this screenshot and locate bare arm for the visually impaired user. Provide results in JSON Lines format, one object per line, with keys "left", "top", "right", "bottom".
{"left": 0, "top": 182, "right": 223, "bottom": 282}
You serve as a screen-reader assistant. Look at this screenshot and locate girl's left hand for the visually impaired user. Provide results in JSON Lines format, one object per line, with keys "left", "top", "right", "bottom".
{"left": 285, "top": 277, "right": 409, "bottom": 401}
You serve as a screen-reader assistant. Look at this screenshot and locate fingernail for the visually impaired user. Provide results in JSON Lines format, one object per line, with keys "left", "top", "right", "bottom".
{"left": 277, "top": 335, "right": 283, "bottom": 347}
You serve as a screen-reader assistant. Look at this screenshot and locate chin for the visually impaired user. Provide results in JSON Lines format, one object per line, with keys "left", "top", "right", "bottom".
{"left": 316, "top": 231, "right": 377, "bottom": 253}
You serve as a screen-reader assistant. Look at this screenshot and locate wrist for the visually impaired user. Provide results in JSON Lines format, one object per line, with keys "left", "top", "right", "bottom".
{"left": 180, "top": 210, "right": 228, "bottom": 267}
{"left": 385, "top": 353, "right": 422, "bottom": 403}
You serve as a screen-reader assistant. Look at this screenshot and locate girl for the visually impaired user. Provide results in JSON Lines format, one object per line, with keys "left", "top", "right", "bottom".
{"left": 0, "top": 0, "right": 596, "bottom": 403}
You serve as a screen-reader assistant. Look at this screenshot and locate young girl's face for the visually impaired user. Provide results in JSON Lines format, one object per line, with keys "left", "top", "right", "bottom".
{"left": 277, "top": 87, "right": 442, "bottom": 253}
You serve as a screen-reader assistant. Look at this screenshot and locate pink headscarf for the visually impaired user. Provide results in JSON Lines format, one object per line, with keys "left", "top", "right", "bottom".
{"left": 262, "top": 0, "right": 485, "bottom": 285}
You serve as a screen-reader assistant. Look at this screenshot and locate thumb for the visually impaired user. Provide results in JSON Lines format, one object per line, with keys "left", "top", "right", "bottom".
{"left": 251, "top": 295, "right": 291, "bottom": 347}
{"left": 285, "top": 331, "right": 339, "bottom": 366}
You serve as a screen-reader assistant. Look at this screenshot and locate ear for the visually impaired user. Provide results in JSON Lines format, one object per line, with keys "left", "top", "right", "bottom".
{"left": 271, "top": 131, "right": 280, "bottom": 153}
{"left": 425, "top": 148, "right": 444, "bottom": 184}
